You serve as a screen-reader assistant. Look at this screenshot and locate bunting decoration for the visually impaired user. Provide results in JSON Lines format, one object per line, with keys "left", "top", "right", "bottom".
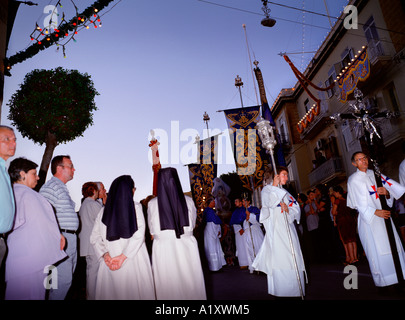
{"left": 4, "top": 0, "right": 118, "bottom": 75}
{"left": 187, "top": 135, "right": 218, "bottom": 223}
{"left": 223, "top": 106, "right": 268, "bottom": 191}
{"left": 336, "top": 46, "right": 370, "bottom": 103}
{"left": 283, "top": 54, "right": 334, "bottom": 134}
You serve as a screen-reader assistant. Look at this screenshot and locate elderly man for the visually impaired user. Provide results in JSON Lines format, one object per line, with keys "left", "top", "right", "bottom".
{"left": 0, "top": 125, "right": 17, "bottom": 267}
{"left": 40, "top": 155, "right": 78, "bottom": 300}
{"left": 347, "top": 151, "right": 405, "bottom": 290}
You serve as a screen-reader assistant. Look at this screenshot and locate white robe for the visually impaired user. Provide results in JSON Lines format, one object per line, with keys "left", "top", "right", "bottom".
{"left": 147, "top": 196, "right": 206, "bottom": 300}
{"left": 204, "top": 221, "right": 226, "bottom": 271}
{"left": 242, "top": 212, "right": 264, "bottom": 273}
{"left": 252, "top": 185, "right": 306, "bottom": 297}
{"left": 233, "top": 224, "right": 249, "bottom": 267}
{"left": 347, "top": 169, "right": 405, "bottom": 287}
{"left": 90, "top": 203, "right": 155, "bottom": 300}
{"left": 399, "top": 159, "right": 405, "bottom": 186}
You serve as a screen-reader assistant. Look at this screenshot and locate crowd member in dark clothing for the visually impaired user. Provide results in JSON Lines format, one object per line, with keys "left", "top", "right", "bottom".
{"left": 315, "top": 184, "right": 338, "bottom": 262}
{"left": 331, "top": 185, "right": 358, "bottom": 265}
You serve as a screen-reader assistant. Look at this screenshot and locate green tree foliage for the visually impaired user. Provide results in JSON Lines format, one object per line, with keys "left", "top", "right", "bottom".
{"left": 7, "top": 67, "right": 99, "bottom": 189}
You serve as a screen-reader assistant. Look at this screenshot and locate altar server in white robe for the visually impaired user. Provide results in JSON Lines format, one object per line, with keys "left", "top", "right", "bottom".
{"left": 253, "top": 166, "right": 306, "bottom": 297}
{"left": 148, "top": 167, "right": 206, "bottom": 300}
{"left": 230, "top": 198, "right": 249, "bottom": 269}
{"left": 347, "top": 152, "right": 405, "bottom": 287}
{"left": 90, "top": 175, "right": 155, "bottom": 300}
{"left": 203, "top": 198, "right": 226, "bottom": 271}
{"left": 242, "top": 197, "right": 264, "bottom": 273}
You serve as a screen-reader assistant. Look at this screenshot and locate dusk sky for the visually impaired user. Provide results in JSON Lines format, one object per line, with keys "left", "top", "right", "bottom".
{"left": 1, "top": 0, "right": 349, "bottom": 210}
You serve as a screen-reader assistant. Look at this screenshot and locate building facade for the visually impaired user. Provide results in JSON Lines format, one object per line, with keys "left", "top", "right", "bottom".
{"left": 271, "top": 0, "right": 405, "bottom": 195}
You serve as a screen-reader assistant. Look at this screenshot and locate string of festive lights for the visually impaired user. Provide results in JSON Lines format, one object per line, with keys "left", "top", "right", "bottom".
{"left": 4, "top": 0, "right": 118, "bottom": 75}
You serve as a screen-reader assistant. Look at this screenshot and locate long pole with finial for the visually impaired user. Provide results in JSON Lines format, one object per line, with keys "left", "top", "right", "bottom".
{"left": 203, "top": 111, "right": 210, "bottom": 138}
{"left": 242, "top": 24, "right": 260, "bottom": 107}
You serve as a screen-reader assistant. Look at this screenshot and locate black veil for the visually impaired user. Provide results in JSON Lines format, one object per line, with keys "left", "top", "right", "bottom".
{"left": 102, "top": 175, "right": 138, "bottom": 241}
{"left": 157, "top": 168, "right": 189, "bottom": 238}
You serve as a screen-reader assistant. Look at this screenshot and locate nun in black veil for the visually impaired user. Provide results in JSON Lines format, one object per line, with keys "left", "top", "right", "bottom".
{"left": 147, "top": 167, "right": 206, "bottom": 300}
{"left": 90, "top": 175, "right": 155, "bottom": 300}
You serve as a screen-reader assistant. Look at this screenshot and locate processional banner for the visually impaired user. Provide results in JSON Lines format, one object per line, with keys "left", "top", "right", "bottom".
{"left": 337, "top": 47, "right": 370, "bottom": 103}
{"left": 187, "top": 135, "right": 218, "bottom": 222}
{"left": 223, "top": 106, "right": 268, "bottom": 191}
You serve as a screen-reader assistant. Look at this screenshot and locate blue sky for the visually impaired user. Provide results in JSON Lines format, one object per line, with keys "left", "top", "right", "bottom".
{"left": 2, "top": 0, "right": 349, "bottom": 209}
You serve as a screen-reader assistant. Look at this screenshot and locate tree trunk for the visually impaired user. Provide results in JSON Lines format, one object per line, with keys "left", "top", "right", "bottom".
{"left": 35, "top": 131, "right": 58, "bottom": 191}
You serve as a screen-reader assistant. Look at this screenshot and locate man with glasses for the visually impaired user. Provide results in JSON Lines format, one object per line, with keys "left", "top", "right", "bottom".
{"left": 40, "top": 155, "right": 78, "bottom": 300}
{"left": 347, "top": 151, "right": 405, "bottom": 291}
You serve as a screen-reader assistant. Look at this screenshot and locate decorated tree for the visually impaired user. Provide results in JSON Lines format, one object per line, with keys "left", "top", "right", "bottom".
{"left": 7, "top": 67, "right": 99, "bottom": 190}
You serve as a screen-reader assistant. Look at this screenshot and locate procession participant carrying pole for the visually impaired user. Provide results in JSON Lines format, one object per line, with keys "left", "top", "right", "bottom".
{"left": 331, "top": 88, "right": 404, "bottom": 287}
{"left": 257, "top": 118, "right": 304, "bottom": 300}
{"left": 242, "top": 193, "right": 256, "bottom": 258}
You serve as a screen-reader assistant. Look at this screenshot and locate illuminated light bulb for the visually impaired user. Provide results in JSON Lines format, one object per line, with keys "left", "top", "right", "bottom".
{"left": 38, "top": 41, "right": 42, "bottom": 44}
{"left": 86, "top": 25, "right": 90, "bottom": 29}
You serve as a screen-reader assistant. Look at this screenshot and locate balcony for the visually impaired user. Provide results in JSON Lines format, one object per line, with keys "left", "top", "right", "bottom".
{"left": 308, "top": 157, "right": 345, "bottom": 187}
{"left": 299, "top": 100, "right": 330, "bottom": 140}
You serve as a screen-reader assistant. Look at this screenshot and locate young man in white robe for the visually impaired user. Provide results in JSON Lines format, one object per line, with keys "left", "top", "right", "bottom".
{"left": 203, "top": 198, "right": 226, "bottom": 272}
{"left": 252, "top": 167, "right": 306, "bottom": 298}
{"left": 347, "top": 151, "right": 405, "bottom": 288}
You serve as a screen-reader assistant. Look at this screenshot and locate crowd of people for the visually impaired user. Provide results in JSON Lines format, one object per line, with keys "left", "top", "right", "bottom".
{"left": 1, "top": 124, "right": 405, "bottom": 300}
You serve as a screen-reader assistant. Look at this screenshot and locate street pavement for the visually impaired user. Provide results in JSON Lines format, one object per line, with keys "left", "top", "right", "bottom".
{"left": 67, "top": 252, "right": 405, "bottom": 302}
{"left": 203, "top": 259, "right": 405, "bottom": 300}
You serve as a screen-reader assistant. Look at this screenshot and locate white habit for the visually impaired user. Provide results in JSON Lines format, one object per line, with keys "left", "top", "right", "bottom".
{"left": 90, "top": 202, "right": 155, "bottom": 300}
{"left": 204, "top": 221, "right": 226, "bottom": 271}
{"left": 147, "top": 196, "right": 206, "bottom": 300}
{"left": 252, "top": 185, "right": 306, "bottom": 297}
{"left": 347, "top": 169, "right": 405, "bottom": 287}
{"left": 242, "top": 211, "right": 264, "bottom": 273}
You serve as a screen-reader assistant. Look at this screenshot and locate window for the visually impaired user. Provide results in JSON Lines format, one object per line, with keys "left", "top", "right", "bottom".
{"left": 304, "top": 98, "right": 310, "bottom": 113}
{"left": 363, "top": 16, "right": 384, "bottom": 56}
{"left": 363, "top": 16, "right": 380, "bottom": 43}
{"left": 384, "top": 82, "right": 400, "bottom": 113}
{"left": 325, "top": 66, "right": 337, "bottom": 98}
{"left": 341, "top": 47, "right": 354, "bottom": 68}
